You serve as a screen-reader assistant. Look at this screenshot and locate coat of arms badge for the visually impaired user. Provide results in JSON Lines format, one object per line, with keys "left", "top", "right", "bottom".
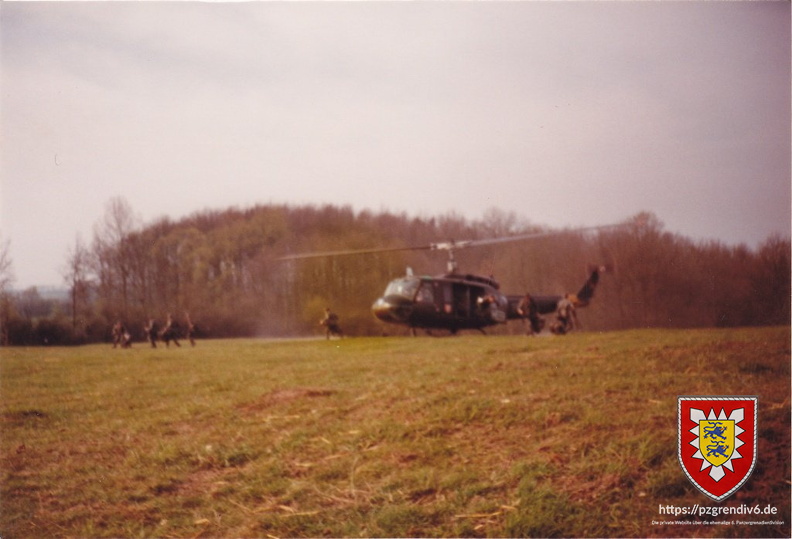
{"left": 678, "top": 396, "right": 757, "bottom": 501}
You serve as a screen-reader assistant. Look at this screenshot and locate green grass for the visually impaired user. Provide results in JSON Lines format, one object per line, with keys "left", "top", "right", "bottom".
{"left": 1, "top": 327, "right": 790, "bottom": 538}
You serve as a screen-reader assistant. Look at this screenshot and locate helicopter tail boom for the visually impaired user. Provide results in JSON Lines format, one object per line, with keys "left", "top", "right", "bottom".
{"left": 572, "top": 264, "right": 610, "bottom": 307}
{"left": 505, "top": 294, "right": 562, "bottom": 318}
{"left": 505, "top": 265, "right": 608, "bottom": 320}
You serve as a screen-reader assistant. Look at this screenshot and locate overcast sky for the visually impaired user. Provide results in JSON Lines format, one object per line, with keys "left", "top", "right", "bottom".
{"left": 1, "top": 1, "right": 790, "bottom": 288}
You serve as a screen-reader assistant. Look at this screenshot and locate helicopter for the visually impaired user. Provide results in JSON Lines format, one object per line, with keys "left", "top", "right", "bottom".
{"left": 279, "top": 224, "right": 619, "bottom": 336}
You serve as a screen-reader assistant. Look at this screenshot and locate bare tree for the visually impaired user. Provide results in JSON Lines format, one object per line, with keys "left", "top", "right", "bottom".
{"left": 63, "top": 235, "right": 93, "bottom": 335}
{"left": 92, "top": 197, "right": 139, "bottom": 318}
{"left": 752, "top": 234, "right": 791, "bottom": 325}
{"left": 0, "top": 235, "right": 13, "bottom": 291}
{"left": 0, "top": 235, "right": 14, "bottom": 345}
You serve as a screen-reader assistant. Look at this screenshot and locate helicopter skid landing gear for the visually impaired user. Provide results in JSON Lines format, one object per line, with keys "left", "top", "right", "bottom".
{"left": 422, "top": 328, "right": 456, "bottom": 337}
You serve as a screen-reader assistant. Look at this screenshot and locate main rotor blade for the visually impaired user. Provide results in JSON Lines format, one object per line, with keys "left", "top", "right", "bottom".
{"left": 278, "top": 223, "right": 624, "bottom": 260}
{"left": 278, "top": 244, "right": 431, "bottom": 260}
{"left": 458, "top": 223, "right": 623, "bottom": 249}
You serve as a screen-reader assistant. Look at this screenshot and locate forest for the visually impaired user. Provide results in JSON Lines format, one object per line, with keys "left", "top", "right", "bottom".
{"left": 1, "top": 197, "right": 789, "bottom": 345}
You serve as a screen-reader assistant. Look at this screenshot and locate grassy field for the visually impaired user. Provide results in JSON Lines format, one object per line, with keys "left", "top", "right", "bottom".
{"left": 1, "top": 327, "right": 789, "bottom": 538}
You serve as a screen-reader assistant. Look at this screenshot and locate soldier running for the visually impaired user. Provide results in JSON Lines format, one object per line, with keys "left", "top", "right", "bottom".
{"left": 160, "top": 313, "right": 181, "bottom": 348}
{"left": 320, "top": 307, "right": 344, "bottom": 340}
{"left": 144, "top": 318, "right": 158, "bottom": 348}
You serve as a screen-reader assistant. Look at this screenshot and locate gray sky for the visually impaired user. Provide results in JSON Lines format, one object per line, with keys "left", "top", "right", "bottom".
{"left": 2, "top": 1, "right": 790, "bottom": 288}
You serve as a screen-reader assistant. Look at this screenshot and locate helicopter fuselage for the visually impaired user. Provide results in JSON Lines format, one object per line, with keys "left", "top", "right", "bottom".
{"left": 372, "top": 273, "right": 544, "bottom": 332}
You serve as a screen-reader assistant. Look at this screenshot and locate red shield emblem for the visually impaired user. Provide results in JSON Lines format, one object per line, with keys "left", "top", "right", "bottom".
{"left": 678, "top": 396, "right": 757, "bottom": 501}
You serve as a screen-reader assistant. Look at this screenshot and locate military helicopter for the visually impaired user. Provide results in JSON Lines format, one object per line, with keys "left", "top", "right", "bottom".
{"left": 279, "top": 224, "right": 619, "bottom": 336}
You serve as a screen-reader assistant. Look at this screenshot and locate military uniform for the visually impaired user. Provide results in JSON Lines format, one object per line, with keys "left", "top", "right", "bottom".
{"left": 320, "top": 308, "right": 343, "bottom": 339}
{"left": 160, "top": 314, "right": 181, "bottom": 348}
{"left": 145, "top": 319, "right": 158, "bottom": 348}
{"left": 517, "top": 294, "right": 542, "bottom": 335}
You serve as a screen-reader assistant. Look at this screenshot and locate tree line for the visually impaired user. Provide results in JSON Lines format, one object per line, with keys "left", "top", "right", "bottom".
{"left": 1, "top": 198, "right": 789, "bottom": 345}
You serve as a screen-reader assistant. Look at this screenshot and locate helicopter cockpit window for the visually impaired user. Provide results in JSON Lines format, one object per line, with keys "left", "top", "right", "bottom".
{"left": 384, "top": 278, "right": 420, "bottom": 299}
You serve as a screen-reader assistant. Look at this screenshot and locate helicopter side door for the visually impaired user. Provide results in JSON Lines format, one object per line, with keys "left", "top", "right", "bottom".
{"left": 432, "top": 281, "right": 465, "bottom": 319}
{"left": 452, "top": 283, "right": 472, "bottom": 318}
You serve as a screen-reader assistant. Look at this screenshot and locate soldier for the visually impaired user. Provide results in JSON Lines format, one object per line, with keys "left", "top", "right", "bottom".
{"left": 184, "top": 311, "right": 196, "bottom": 347}
{"left": 517, "top": 293, "right": 542, "bottom": 335}
{"left": 552, "top": 294, "right": 578, "bottom": 335}
{"left": 320, "top": 307, "right": 343, "bottom": 340}
{"left": 477, "top": 293, "right": 505, "bottom": 322}
{"left": 477, "top": 294, "right": 496, "bottom": 313}
{"left": 111, "top": 320, "right": 123, "bottom": 348}
{"left": 160, "top": 313, "right": 181, "bottom": 348}
{"left": 111, "top": 320, "right": 132, "bottom": 348}
{"left": 145, "top": 318, "right": 158, "bottom": 348}
{"left": 120, "top": 324, "right": 132, "bottom": 348}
